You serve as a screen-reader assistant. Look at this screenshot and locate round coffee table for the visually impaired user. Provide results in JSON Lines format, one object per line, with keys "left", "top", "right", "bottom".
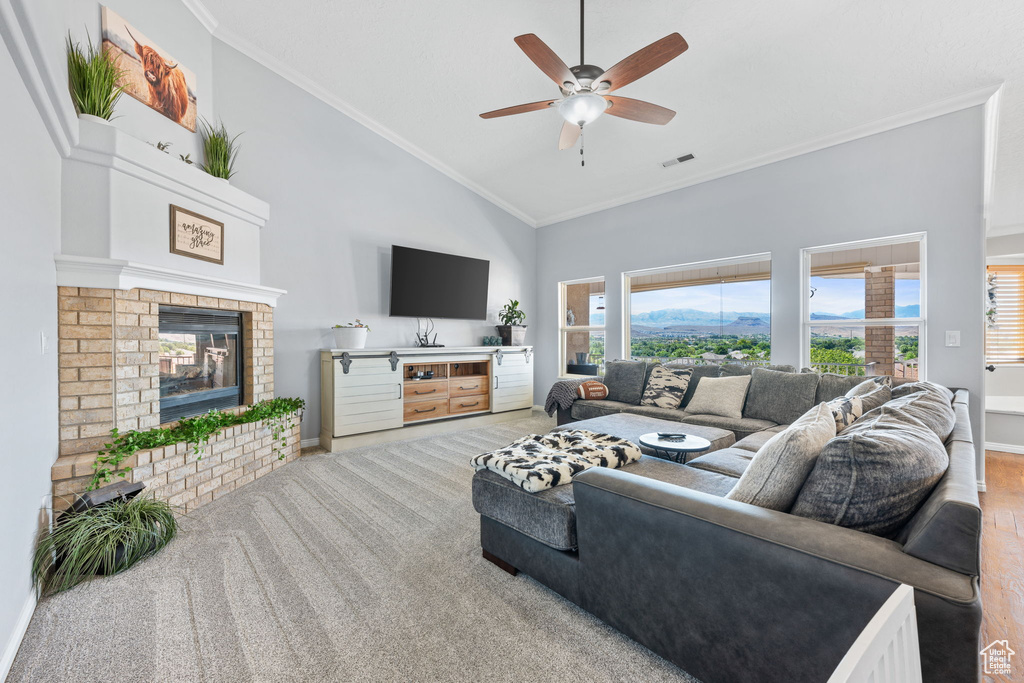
{"left": 638, "top": 432, "right": 712, "bottom": 464}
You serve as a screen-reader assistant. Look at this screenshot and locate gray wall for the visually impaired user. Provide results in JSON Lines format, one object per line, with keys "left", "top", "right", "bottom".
{"left": 211, "top": 42, "right": 537, "bottom": 441}
{"left": 0, "top": 42, "right": 61, "bottom": 675}
{"left": 536, "top": 107, "right": 987, "bottom": 479}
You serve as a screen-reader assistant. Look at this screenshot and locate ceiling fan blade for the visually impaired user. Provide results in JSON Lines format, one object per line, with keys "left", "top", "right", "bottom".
{"left": 514, "top": 34, "right": 578, "bottom": 89}
{"left": 479, "top": 100, "right": 556, "bottom": 119}
{"left": 604, "top": 96, "right": 676, "bottom": 125}
{"left": 558, "top": 121, "right": 581, "bottom": 150}
{"left": 598, "top": 33, "right": 688, "bottom": 93}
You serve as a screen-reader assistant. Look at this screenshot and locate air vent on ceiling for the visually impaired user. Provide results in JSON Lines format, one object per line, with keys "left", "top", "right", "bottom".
{"left": 661, "top": 153, "right": 695, "bottom": 168}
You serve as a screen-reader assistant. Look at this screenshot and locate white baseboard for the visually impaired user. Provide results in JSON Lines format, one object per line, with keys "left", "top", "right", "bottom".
{"left": 0, "top": 590, "right": 36, "bottom": 681}
{"left": 977, "top": 480, "right": 987, "bottom": 492}
{"left": 986, "top": 441, "right": 1024, "bottom": 455}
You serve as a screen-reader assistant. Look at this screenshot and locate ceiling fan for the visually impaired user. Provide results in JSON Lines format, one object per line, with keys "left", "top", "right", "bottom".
{"left": 480, "top": 0, "right": 688, "bottom": 160}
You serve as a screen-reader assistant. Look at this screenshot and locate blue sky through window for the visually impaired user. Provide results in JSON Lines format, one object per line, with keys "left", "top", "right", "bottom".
{"left": 631, "top": 280, "right": 772, "bottom": 315}
{"left": 810, "top": 277, "right": 920, "bottom": 317}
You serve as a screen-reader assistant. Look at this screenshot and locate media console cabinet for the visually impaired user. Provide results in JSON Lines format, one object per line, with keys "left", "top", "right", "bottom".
{"left": 320, "top": 346, "right": 534, "bottom": 450}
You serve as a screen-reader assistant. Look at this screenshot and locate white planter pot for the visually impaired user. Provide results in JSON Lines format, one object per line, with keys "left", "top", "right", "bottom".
{"left": 333, "top": 327, "right": 368, "bottom": 349}
{"left": 79, "top": 114, "right": 112, "bottom": 126}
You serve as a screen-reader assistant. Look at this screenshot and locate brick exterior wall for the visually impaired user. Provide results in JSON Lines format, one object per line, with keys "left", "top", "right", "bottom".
{"left": 53, "top": 287, "right": 288, "bottom": 512}
{"left": 864, "top": 267, "right": 895, "bottom": 377}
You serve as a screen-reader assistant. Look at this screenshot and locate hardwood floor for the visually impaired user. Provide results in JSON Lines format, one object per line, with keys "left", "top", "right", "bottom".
{"left": 980, "top": 450, "right": 1024, "bottom": 683}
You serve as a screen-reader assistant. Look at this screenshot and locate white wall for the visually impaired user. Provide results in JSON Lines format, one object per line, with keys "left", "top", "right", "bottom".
{"left": 210, "top": 42, "right": 537, "bottom": 441}
{"left": 0, "top": 39, "right": 61, "bottom": 679}
{"left": 536, "top": 107, "right": 988, "bottom": 479}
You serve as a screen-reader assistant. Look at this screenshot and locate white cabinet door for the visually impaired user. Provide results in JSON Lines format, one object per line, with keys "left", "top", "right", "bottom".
{"left": 333, "top": 358, "right": 404, "bottom": 436}
{"left": 491, "top": 351, "right": 533, "bottom": 413}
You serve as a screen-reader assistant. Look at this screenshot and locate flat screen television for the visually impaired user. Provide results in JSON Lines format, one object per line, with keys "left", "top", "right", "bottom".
{"left": 389, "top": 246, "right": 490, "bottom": 320}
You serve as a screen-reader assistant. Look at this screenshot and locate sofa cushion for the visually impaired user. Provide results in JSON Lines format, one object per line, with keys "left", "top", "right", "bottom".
{"left": 554, "top": 412, "right": 736, "bottom": 454}
{"left": 603, "top": 360, "right": 648, "bottom": 405}
{"left": 678, "top": 413, "right": 779, "bottom": 441}
{"left": 621, "top": 404, "right": 689, "bottom": 422}
{"left": 720, "top": 363, "right": 796, "bottom": 376}
{"left": 790, "top": 410, "right": 949, "bottom": 537}
{"left": 743, "top": 367, "right": 819, "bottom": 425}
{"left": 686, "top": 448, "right": 755, "bottom": 478}
{"left": 571, "top": 399, "right": 637, "bottom": 421}
{"left": 732, "top": 430, "right": 779, "bottom": 453}
{"left": 640, "top": 365, "right": 693, "bottom": 409}
{"left": 684, "top": 375, "right": 751, "bottom": 419}
{"left": 805, "top": 371, "right": 869, "bottom": 403}
{"left": 892, "top": 380, "right": 955, "bottom": 403}
{"left": 663, "top": 364, "right": 724, "bottom": 408}
{"left": 726, "top": 403, "right": 837, "bottom": 511}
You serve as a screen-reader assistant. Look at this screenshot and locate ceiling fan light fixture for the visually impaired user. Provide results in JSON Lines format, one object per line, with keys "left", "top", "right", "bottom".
{"left": 557, "top": 92, "right": 606, "bottom": 126}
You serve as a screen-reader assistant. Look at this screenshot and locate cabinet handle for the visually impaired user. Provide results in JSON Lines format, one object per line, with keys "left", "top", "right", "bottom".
{"left": 460, "top": 401, "right": 479, "bottom": 408}
{"left": 414, "top": 389, "right": 436, "bottom": 395}
{"left": 494, "top": 376, "right": 499, "bottom": 389}
{"left": 458, "top": 385, "right": 476, "bottom": 390}
{"left": 398, "top": 384, "right": 403, "bottom": 399}
{"left": 414, "top": 407, "right": 437, "bottom": 414}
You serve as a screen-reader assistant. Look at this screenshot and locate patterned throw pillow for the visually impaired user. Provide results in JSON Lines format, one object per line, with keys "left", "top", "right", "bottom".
{"left": 577, "top": 380, "right": 609, "bottom": 400}
{"left": 640, "top": 365, "right": 693, "bottom": 409}
{"left": 826, "top": 394, "right": 864, "bottom": 432}
{"left": 846, "top": 376, "right": 893, "bottom": 397}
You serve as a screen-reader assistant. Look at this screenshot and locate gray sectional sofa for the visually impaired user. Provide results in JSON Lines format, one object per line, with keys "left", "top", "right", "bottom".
{"left": 472, "top": 364, "right": 982, "bottom": 682}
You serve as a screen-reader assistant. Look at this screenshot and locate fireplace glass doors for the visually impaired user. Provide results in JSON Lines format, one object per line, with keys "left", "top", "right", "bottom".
{"left": 158, "top": 306, "right": 243, "bottom": 422}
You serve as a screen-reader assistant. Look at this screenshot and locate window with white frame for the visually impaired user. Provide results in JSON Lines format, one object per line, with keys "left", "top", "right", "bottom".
{"left": 802, "top": 234, "right": 925, "bottom": 378}
{"left": 987, "top": 265, "right": 1024, "bottom": 364}
{"left": 623, "top": 254, "right": 772, "bottom": 365}
{"left": 558, "top": 278, "right": 605, "bottom": 376}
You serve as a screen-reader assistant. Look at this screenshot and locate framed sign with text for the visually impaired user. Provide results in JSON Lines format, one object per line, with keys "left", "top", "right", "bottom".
{"left": 169, "top": 204, "right": 224, "bottom": 265}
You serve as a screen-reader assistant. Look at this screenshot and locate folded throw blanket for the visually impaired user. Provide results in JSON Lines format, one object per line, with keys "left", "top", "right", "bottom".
{"left": 471, "top": 429, "right": 642, "bottom": 493}
{"left": 544, "top": 377, "right": 604, "bottom": 416}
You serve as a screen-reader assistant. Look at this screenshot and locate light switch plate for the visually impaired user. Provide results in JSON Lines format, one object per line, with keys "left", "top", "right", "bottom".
{"left": 945, "top": 330, "right": 961, "bottom": 347}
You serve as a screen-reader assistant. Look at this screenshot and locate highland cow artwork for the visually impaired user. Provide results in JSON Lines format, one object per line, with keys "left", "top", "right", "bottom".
{"left": 101, "top": 7, "right": 197, "bottom": 131}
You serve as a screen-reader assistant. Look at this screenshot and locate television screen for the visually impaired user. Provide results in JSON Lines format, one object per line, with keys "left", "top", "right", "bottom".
{"left": 390, "top": 246, "right": 490, "bottom": 320}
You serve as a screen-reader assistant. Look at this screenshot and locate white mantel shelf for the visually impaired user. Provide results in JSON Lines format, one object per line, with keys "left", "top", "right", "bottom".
{"left": 323, "top": 346, "right": 531, "bottom": 355}
{"left": 55, "top": 255, "right": 286, "bottom": 307}
{"left": 73, "top": 117, "right": 270, "bottom": 226}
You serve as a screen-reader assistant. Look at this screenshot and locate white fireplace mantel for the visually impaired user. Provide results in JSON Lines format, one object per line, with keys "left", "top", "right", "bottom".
{"left": 55, "top": 255, "right": 286, "bottom": 307}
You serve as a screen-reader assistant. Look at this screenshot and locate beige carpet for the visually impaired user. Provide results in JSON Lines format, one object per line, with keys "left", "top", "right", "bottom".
{"left": 10, "top": 414, "right": 697, "bottom": 682}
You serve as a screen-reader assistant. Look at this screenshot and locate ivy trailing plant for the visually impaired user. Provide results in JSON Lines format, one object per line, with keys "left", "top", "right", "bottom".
{"left": 90, "top": 397, "right": 305, "bottom": 490}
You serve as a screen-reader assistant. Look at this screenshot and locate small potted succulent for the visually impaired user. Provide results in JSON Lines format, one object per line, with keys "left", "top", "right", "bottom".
{"left": 333, "top": 320, "right": 370, "bottom": 349}
{"left": 496, "top": 299, "right": 527, "bottom": 346}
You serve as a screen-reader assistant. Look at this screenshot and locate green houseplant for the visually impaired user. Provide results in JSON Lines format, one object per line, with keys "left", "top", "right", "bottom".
{"left": 332, "top": 320, "right": 370, "bottom": 349}
{"left": 65, "top": 31, "right": 126, "bottom": 121}
{"left": 496, "top": 299, "right": 527, "bottom": 346}
{"left": 33, "top": 492, "right": 177, "bottom": 595}
{"left": 198, "top": 118, "right": 241, "bottom": 180}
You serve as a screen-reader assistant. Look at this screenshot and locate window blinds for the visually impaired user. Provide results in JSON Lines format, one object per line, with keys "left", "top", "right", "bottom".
{"left": 987, "top": 266, "right": 1024, "bottom": 364}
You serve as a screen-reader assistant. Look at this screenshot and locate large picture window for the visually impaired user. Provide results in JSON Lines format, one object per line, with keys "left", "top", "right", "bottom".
{"left": 558, "top": 278, "right": 605, "bottom": 376}
{"left": 802, "top": 234, "right": 925, "bottom": 378}
{"left": 624, "top": 255, "right": 772, "bottom": 365}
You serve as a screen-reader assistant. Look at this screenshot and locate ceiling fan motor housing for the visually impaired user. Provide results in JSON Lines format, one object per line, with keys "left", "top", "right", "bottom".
{"left": 569, "top": 64, "right": 605, "bottom": 90}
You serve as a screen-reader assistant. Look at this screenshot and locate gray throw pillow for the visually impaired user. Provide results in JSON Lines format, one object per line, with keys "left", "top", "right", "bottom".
{"left": 862, "top": 391, "right": 956, "bottom": 442}
{"left": 891, "top": 381, "right": 955, "bottom": 402}
{"left": 684, "top": 375, "right": 751, "bottom": 419}
{"left": 727, "top": 403, "right": 837, "bottom": 511}
{"left": 790, "top": 411, "right": 949, "bottom": 537}
{"left": 743, "top": 368, "right": 820, "bottom": 425}
{"left": 640, "top": 365, "right": 693, "bottom": 409}
{"left": 665, "top": 364, "right": 723, "bottom": 408}
{"left": 603, "top": 360, "right": 648, "bottom": 405}
{"left": 720, "top": 363, "right": 796, "bottom": 377}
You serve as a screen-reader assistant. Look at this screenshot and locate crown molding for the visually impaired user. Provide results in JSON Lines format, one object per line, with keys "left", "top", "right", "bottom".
{"left": 535, "top": 84, "right": 1004, "bottom": 227}
{"left": 207, "top": 25, "right": 539, "bottom": 228}
{"left": 55, "top": 255, "right": 287, "bottom": 306}
{"left": 180, "top": 0, "right": 218, "bottom": 34}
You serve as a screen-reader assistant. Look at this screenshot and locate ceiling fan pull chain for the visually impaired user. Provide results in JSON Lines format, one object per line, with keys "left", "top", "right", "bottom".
{"left": 580, "top": 125, "right": 585, "bottom": 167}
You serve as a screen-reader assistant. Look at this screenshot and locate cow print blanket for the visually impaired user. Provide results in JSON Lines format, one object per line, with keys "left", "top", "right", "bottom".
{"left": 470, "top": 430, "right": 642, "bottom": 493}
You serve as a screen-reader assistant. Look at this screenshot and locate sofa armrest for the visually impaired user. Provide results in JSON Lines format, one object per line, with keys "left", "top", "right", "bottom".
{"left": 572, "top": 467, "right": 981, "bottom": 683}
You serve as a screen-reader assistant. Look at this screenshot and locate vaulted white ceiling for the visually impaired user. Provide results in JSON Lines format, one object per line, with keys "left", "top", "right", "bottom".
{"left": 198, "top": 0, "right": 1024, "bottom": 231}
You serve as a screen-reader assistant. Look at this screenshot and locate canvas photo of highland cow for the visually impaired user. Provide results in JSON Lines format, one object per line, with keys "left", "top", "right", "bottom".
{"left": 101, "top": 7, "right": 197, "bottom": 131}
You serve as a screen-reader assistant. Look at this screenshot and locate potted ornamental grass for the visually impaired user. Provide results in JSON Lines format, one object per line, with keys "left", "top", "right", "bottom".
{"left": 66, "top": 31, "right": 126, "bottom": 123}
{"left": 496, "top": 299, "right": 527, "bottom": 346}
{"left": 333, "top": 319, "right": 370, "bottom": 349}
{"left": 198, "top": 118, "right": 242, "bottom": 181}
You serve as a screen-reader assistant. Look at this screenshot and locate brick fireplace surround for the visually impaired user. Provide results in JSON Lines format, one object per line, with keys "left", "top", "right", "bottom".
{"left": 51, "top": 286, "right": 299, "bottom": 513}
